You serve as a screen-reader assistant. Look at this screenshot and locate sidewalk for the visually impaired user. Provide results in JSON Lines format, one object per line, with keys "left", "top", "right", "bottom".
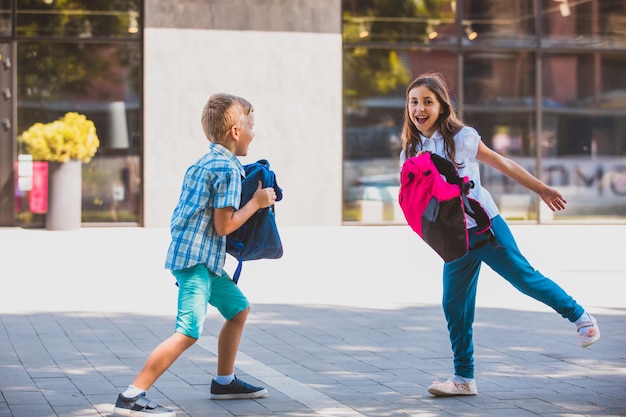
{"left": 1, "top": 225, "right": 625, "bottom": 417}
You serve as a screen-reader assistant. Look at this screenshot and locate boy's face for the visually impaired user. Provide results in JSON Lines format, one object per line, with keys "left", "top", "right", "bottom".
{"left": 233, "top": 112, "right": 255, "bottom": 157}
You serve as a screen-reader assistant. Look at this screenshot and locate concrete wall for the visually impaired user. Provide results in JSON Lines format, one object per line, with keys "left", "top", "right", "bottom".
{"left": 143, "top": 0, "right": 343, "bottom": 228}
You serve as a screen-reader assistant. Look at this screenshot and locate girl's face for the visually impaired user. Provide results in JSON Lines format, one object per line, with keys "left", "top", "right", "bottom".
{"left": 407, "top": 85, "right": 443, "bottom": 138}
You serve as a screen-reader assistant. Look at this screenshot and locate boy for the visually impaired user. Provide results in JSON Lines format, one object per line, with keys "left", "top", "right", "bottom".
{"left": 114, "top": 93, "right": 277, "bottom": 417}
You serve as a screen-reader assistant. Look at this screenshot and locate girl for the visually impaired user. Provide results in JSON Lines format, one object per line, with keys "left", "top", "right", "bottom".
{"left": 400, "top": 73, "right": 600, "bottom": 397}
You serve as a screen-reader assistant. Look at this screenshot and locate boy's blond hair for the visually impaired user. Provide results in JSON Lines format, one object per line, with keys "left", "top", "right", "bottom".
{"left": 201, "top": 93, "right": 254, "bottom": 144}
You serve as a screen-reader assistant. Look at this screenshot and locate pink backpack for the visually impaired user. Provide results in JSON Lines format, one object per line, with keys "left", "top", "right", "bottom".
{"left": 399, "top": 152, "right": 495, "bottom": 262}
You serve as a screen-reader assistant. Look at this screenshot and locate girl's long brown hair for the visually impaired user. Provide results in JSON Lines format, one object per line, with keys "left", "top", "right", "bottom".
{"left": 401, "top": 73, "right": 465, "bottom": 166}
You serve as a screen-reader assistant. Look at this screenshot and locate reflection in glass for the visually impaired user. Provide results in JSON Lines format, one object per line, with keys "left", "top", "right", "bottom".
{"left": 463, "top": 51, "right": 535, "bottom": 107}
{"left": 540, "top": 51, "right": 626, "bottom": 218}
{"left": 541, "top": 0, "right": 626, "bottom": 48}
{"left": 343, "top": 46, "right": 457, "bottom": 223}
{"left": 343, "top": 0, "right": 456, "bottom": 46}
{"left": 342, "top": 0, "right": 626, "bottom": 223}
{"left": 15, "top": 42, "right": 141, "bottom": 226}
{"left": 16, "top": 0, "right": 141, "bottom": 39}
{"left": 0, "top": 0, "right": 11, "bottom": 36}
{"left": 462, "top": 0, "right": 535, "bottom": 47}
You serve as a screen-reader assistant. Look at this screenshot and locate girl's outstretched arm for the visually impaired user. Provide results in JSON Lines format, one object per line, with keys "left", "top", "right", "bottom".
{"left": 476, "top": 141, "right": 566, "bottom": 212}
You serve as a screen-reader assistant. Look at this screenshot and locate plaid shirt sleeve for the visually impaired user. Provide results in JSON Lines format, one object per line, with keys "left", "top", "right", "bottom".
{"left": 165, "top": 146, "right": 242, "bottom": 274}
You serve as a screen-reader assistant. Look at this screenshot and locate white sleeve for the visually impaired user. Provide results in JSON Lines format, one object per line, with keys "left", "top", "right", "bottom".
{"left": 455, "top": 126, "right": 481, "bottom": 161}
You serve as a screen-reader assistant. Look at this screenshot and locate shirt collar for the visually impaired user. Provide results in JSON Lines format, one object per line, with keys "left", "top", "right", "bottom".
{"left": 208, "top": 142, "right": 245, "bottom": 176}
{"left": 419, "top": 130, "right": 443, "bottom": 153}
{"left": 419, "top": 130, "right": 442, "bottom": 141}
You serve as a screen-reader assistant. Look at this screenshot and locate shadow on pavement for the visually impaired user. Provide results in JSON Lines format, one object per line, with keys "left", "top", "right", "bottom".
{"left": 1, "top": 304, "right": 625, "bottom": 417}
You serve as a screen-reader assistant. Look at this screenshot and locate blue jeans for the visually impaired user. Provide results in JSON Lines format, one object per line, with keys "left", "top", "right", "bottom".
{"left": 442, "top": 215, "right": 584, "bottom": 379}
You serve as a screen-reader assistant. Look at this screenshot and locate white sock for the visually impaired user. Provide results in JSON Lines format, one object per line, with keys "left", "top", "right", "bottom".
{"left": 575, "top": 311, "right": 592, "bottom": 334}
{"left": 575, "top": 311, "right": 591, "bottom": 325}
{"left": 122, "top": 385, "right": 145, "bottom": 398}
{"left": 215, "top": 374, "right": 235, "bottom": 385}
{"left": 451, "top": 375, "right": 474, "bottom": 384}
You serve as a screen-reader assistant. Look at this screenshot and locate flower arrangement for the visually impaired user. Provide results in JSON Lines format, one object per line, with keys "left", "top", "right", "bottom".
{"left": 19, "top": 112, "right": 100, "bottom": 163}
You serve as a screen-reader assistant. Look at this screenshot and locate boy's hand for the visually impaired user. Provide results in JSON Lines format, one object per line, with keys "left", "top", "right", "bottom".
{"left": 253, "top": 180, "right": 277, "bottom": 209}
{"left": 214, "top": 181, "right": 277, "bottom": 236}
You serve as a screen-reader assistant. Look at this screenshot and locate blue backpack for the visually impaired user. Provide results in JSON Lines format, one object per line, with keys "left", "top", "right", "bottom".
{"left": 226, "top": 159, "right": 283, "bottom": 283}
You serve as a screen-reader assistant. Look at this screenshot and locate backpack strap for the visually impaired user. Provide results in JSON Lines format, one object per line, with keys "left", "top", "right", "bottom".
{"left": 463, "top": 195, "right": 491, "bottom": 234}
{"left": 469, "top": 228, "right": 503, "bottom": 251}
{"left": 428, "top": 152, "right": 502, "bottom": 251}
{"left": 429, "top": 153, "right": 471, "bottom": 191}
{"left": 427, "top": 153, "right": 489, "bottom": 231}
{"left": 230, "top": 240, "right": 245, "bottom": 284}
{"left": 255, "top": 159, "right": 283, "bottom": 201}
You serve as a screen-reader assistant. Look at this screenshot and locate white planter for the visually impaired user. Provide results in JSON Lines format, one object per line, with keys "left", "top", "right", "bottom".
{"left": 46, "top": 160, "right": 82, "bottom": 230}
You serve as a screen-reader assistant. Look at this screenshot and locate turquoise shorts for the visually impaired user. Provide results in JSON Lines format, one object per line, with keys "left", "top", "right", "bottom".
{"left": 172, "top": 264, "right": 249, "bottom": 339}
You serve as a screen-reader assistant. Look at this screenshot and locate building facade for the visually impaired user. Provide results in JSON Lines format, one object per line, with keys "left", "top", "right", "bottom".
{"left": 142, "top": 0, "right": 343, "bottom": 228}
{"left": 342, "top": 0, "right": 626, "bottom": 224}
{"left": 1, "top": 0, "right": 625, "bottom": 229}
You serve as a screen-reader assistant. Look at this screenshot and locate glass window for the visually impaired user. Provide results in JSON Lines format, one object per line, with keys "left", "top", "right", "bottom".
{"left": 463, "top": 50, "right": 535, "bottom": 110}
{"left": 462, "top": 51, "right": 538, "bottom": 218}
{"left": 542, "top": 52, "right": 626, "bottom": 156}
{"left": 343, "top": 0, "right": 457, "bottom": 47}
{"left": 463, "top": 0, "right": 536, "bottom": 48}
{"left": 15, "top": 41, "right": 142, "bottom": 226}
{"left": 540, "top": 51, "right": 626, "bottom": 219}
{"left": 0, "top": 0, "right": 11, "bottom": 37}
{"left": 343, "top": 45, "right": 457, "bottom": 223}
{"left": 9, "top": 1, "right": 143, "bottom": 227}
{"left": 16, "top": 0, "right": 140, "bottom": 39}
{"left": 342, "top": 0, "right": 626, "bottom": 223}
{"left": 541, "top": 0, "right": 626, "bottom": 49}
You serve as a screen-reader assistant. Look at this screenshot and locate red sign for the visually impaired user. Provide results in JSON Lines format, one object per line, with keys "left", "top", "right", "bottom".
{"left": 30, "top": 162, "right": 48, "bottom": 213}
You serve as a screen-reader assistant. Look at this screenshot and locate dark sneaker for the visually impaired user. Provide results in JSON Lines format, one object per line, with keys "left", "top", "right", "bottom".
{"left": 113, "top": 392, "right": 175, "bottom": 416}
{"left": 210, "top": 376, "right": 268, "bottom": 400}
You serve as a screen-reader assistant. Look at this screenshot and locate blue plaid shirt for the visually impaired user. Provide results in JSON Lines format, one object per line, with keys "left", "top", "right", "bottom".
{"left": 165, "top": 143, "right": 244, "bottom": 274}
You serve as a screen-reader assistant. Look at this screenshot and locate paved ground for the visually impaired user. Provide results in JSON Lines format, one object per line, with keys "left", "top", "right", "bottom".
{"left": 0, "top": 225, "right": 625, "bottom": 417}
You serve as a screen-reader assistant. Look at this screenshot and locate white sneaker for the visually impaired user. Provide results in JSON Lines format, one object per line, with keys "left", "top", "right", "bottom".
{"left": 428, "top": 378, "right": 478, "bottom": 397}
{"left": 578, "top": 314, "right": 601, "bottom": 348}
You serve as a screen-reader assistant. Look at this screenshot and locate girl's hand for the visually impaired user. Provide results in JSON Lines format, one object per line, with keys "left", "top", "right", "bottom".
{"left": 539, "top": 187, "right": 567, "bottom": 211}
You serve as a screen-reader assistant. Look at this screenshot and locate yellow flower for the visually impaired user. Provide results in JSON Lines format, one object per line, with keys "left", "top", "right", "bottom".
{"left": 19, "top": 112, "right": 100, "bottom": 163}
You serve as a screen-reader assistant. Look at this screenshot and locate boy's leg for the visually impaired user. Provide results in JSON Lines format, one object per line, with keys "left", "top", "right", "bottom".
{"left": 132, "top": 332, "right": 197, "bottom": 390}
{"left": 217, "top": 307, "right": 250, "bottom": 375}
{"left": 208, "top": 270, "right": 251, "bottom": 375}
{"left": 114, "top": 263, "right": 209, "bottom": 417}
{"left": 115, "top": 265, "right": 209, "bottom": 415}
{"left": 208, "top": 271, "right": 267, "bottom": 399}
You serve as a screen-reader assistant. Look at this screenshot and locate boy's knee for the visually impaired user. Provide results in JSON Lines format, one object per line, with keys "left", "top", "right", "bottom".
{"left": 230, "top": 306, "right": 250, "bottom": 323}
{"left": 173, "top": 330, "right": 199, "bottom": 348}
